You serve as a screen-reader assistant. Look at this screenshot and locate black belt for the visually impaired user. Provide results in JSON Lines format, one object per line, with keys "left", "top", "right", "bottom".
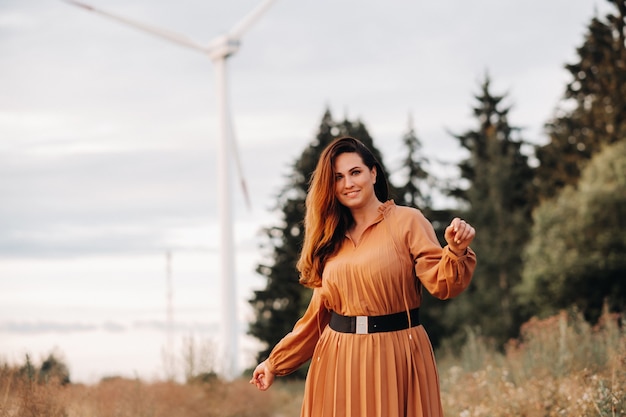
{"left": 329, "top": 308, "right": 420, "bottom": 334}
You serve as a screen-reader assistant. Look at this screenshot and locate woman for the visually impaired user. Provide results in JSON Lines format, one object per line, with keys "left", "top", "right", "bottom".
{"left": 250, "top": 136, "right": 476, "bottom": 417}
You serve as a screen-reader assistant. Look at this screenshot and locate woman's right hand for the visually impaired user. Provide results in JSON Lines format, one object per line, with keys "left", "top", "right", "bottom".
{"left": 249, "top": 360, "right": 275, "bottom": 391}
{"left": 444, "top": 217, "right": 475, "bottom": 256}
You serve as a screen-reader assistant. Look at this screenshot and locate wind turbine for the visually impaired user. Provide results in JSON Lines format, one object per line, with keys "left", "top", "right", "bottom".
{"left": 63, "top": 0, "right": 277, "bottom": 379}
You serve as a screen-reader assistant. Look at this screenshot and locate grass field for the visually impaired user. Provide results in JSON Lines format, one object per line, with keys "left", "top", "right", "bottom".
{"left": 1, "top": 309, "right": 624, "bottom": 417}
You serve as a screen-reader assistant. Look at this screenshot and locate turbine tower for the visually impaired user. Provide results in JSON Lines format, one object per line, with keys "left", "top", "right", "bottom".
{"left": 165, "top": 250, "right": 175, "bottom": 380}
{"left": 63, "top": 0, "right": 277, "bottom": 379}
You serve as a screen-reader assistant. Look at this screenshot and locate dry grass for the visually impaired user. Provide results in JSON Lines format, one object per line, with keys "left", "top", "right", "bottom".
{"left": 1, "top": 309, "right": 623, "bottom": 417}
{"left": 439, "top": 309, "right": 626, "bottom": 416}
{"left": 0, "top": 371, "right": 304, "bottom": 417}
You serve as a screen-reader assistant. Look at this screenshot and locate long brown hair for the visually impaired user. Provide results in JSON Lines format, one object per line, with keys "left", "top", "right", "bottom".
{"left": 297, "top": 137, "right": 389, "bottom": 288}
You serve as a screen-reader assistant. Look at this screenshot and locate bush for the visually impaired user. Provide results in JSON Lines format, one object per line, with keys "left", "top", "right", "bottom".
{"left": 439, "top": 308, "right": 626, "bottom": 416}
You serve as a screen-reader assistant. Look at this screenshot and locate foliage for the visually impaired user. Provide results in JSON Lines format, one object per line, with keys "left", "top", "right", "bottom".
{"left": 395, "top": 115, "right": 432, "bottom": 210}
{"left": 16, "top": 351, "right": 71, "bottom": 386}
{"left": 0, "top": 353, "right": 70, "bottom": 417}
{"left": 534, "top": 0, "right": 626, "bottom": 200}
{"left": 180, "top": 335, "right": 218, "bottom": 384}
{"left": 518, "top": 140, "right": 626, "bottom": 322}
{"left": 247, "top": 108, "right": 393, "bottom": 378}
{"left": 446, "top": 74, "right": 535, "bottom": 346}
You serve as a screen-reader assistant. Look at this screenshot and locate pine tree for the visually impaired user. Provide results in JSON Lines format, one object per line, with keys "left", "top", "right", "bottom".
{"left": 395, "top": 115, "right": 431, "bottom": 210}
{"left": 248, "top": 108, "right": 391, "bottom": 377}
{"left": 534, "top": 0, "right": 626, "bottom": 200}
{"left": 447, "top": 75, "right": 535, "bottom": 346}
{"left": 393, "top": 115, "right": 456, "bottom": 346}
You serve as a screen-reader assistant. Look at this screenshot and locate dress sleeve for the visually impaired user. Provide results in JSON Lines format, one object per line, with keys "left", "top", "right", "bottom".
{"left": 404, "top": 209, "right": 476, "bottom": 300}
{"left": 267, "top": 287, "right": 331, "bottom": 376}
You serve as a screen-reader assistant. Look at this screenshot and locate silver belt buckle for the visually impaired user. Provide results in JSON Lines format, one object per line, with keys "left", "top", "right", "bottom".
{"left": 356, "top": 316, "right": 368, "bottom": 334}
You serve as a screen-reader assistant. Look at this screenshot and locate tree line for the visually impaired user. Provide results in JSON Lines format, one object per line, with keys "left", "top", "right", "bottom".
{"left": 248, "top": 0, "right": 626, "bottom": 377}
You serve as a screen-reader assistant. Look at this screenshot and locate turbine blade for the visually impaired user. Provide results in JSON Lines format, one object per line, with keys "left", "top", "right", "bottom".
{"left": 227, "top": 0, "right": 277, "bottom": 40}
{"left": 226, "top": 113, "right": 252, "bottom": 211}
{"left": 62, "top": 0, "right": 208, "bottom": 53}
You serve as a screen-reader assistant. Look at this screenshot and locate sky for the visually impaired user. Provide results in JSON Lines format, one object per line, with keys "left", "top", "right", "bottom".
{"left": 0, "top": 0, "right": 613, "bottom": 383}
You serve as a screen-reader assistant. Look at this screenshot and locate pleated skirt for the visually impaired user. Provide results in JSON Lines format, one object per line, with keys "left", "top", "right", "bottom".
{"left": 300, "top": 325, "right": 443, "bottom": 417}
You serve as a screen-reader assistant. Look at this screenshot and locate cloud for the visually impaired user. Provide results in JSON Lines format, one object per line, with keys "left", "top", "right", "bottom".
{"left": 0, "top": 319, "right": 221, "bottom": 334}
{"left": 0, "top": 148, "right": 215, "bottom": 256}
{"left": 0, "top": 321, "right": 98, "bottom": 334}
{"left": 101, "top": 321, "right": 127, "bottom": 332}
{"left": 133, "top": 320, "right": 219, "bottom": 333}
{"left": 0, "top": 141, "right": 291, "bottom": 257}
{"left": 0, "top": 11, "right": 37, "bottom": 30}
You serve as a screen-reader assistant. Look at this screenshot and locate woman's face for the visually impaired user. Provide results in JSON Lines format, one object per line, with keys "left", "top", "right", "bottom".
{"left": 333, "top": 152, "right": 378, "bottom": 210}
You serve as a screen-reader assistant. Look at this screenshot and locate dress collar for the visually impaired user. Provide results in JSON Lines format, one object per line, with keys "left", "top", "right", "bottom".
{"left": 365, "top": 199, "right": 395, "bottom": 228}
{"left": 378, "top": 199, "right": 395, "bottom": 214}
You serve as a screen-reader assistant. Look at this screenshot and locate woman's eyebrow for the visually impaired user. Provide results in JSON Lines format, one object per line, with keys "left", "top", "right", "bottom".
{"left": 338, "top": 166, "right": 361, "bottom": 174}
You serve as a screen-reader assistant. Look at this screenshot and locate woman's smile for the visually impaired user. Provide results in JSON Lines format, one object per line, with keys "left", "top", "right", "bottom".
{"left": 333, "top": 152, "right": 377, "bottom": 209}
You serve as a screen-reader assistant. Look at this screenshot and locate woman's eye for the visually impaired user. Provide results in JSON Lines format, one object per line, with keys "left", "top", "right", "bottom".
{"left": 351, "top": 170, "right": 360, "bottom": 175}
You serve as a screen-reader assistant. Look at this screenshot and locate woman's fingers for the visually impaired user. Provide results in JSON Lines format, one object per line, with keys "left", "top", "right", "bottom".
{"left": 453, "top": 218, "right": 475, "bottom": 244}
{"left": 249, "top": 361, "right": 275, "bottom": 391}
{"left": 446, "top": 218, "right": 475, "bottom": 251}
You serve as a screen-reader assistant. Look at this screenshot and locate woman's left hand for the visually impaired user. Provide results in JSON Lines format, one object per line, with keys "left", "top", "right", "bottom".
{"left": 444, "top": 218, "right": 475, "bottom": 256}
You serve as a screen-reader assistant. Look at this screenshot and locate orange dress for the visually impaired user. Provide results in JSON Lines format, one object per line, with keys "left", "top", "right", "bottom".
{"left": 267, "top": 201, "right": 476, "bottom": 417}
